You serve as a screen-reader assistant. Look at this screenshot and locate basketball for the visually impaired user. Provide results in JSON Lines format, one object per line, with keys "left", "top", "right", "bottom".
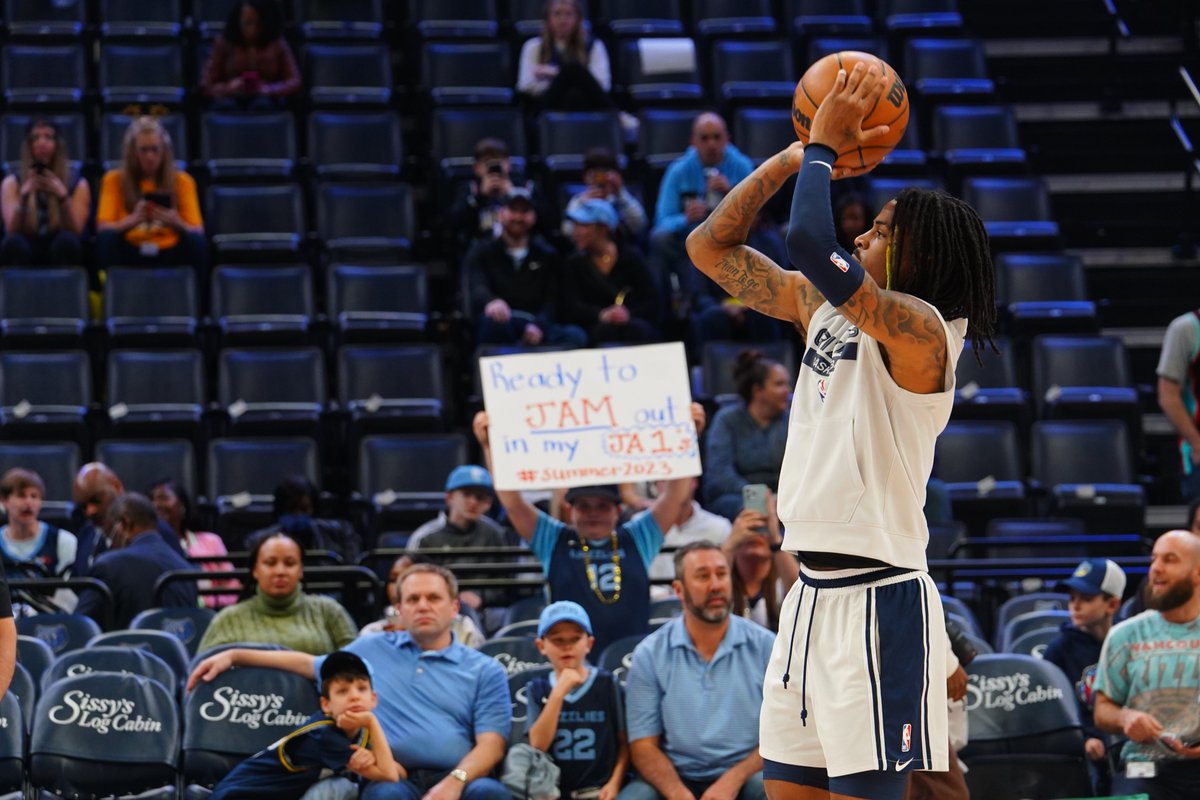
{"left": 791, "top": 51, "right": 909, "bottom": 172}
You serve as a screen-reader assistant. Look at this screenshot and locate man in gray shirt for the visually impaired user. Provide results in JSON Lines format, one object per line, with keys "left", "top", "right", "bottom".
{"left": 1156, "top": 310, "right": 1200, "bottom": 502}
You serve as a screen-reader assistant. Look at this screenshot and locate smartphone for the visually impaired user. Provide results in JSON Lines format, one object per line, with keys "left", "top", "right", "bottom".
{"left": 32, "top": 162, "right": 46, "bottom": 174}
{"left": 486, "top": 160, "right": 505, "bottom": 175}
{"left": 742, "top": 483, "right": 770, "bottom": 516}
{"left": 143, "top": 192, "right": 173, "bottom": 208}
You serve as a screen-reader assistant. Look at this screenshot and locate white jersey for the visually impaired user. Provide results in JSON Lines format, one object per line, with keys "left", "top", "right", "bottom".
{"left": 777, "top": 301, "right": 967, "bottom": 571}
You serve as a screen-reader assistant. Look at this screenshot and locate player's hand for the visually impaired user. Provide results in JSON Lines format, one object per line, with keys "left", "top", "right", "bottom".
{"left": 947, "top": 665, "right": 967, "bottom": 702}
{"left": 697, "top": 772, "right": 740, "bottom": 800}
{"left": 1121, "top": 709, "right": 1164, "bottom": 743}
{"left": 831, "top": 163, "right": 874, "bottom": 181}
{"left": 472, "top": 411, "right": 490, "bottom": 448}
{"left": 808, "top": 62, "right": 891, "bottom": 156}
{"left": 347, "top": 743, "right": 378, "bottom": 774}
{"left": 1084, "top": 737, "right": 1106, "bottom": 761}
{"left": 422, "top": 775, "right": 465, "bottom": 800}
{"left": 186, "top": 651, "right": 235, "bottom": 691}
{"left": 484, "top": 298, "right": 511, "bottom": 322}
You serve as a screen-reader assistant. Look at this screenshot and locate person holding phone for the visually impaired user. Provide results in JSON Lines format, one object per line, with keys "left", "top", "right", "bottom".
{"left": 563, "top": 147, "right": 647, "bottom": 246}
{"left": 201, "top": 0, "right": 300, "bottom": 109}
{"left": 94, "top": 116, "right": 206, "bottom": 281}
{"left": 722, "top": 486, "right": 798, "bottom": 632}
{"left": 516, "top": 0, "right": 612, "bottom": 113}
{"left": 0, "top": 118, "right": 89, "bottom": 266}
{"left": 703, "top": 350, "right": 791, "bottom": 521}
{"left": 685, "top": 63, "right": 998, "bottom": 798}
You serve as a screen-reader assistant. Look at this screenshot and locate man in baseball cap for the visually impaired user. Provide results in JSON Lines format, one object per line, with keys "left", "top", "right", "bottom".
{"left": 1042, "top": 557, "right": 1127, "bottom": 777}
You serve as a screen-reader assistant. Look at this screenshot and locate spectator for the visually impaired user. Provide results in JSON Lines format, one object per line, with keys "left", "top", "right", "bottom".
{"left": 210, "top": 650, "right": 401, "bottom": 799}
{"left": 562, "top": 198, "right": 659, "bottom": 345}
{"left": 72, "top": 462, "right": 187, "bottom": 575}
{"left": 201, "top": 0, "right": 300, "bottom": 108}
{"left": 465, "top": 189, "right": 587, "bottom": 349}
{"left": 0, "top": 468, "right": 77, "bottom": 577}
{"left": 1156, "top": 308, "right": 1200, "bottom": 503}
{"left": 722, "top": 498, "right": 799, "bottom": 632}
{"left": 76, "top": 493, "right": 198, "bottom": 630}
{"left": 834, "top": 193, "right": 872, "bottom": 253}
{"left": 94, "top": 116, "right": 206, "bottom": 282}
{"left": 649, "top": 113, "right": 754, "bottom": 323}
{"left": 248, "top": 475, "right": 362, "bottom": 564}
{"left": 360, "top": 554, "right": 485, "bottom": 648}
{"left": 1095, "top": 530, "right": 1200, "bottom": 797}
{"left": 703, "top": 350, "right": 790, "bottom": 520}
{"left": 1123, "top": 504, "right": 1200, "bottom": 620}
{"left": 448, "top": 138, "right": 554, "bottom": 256}
{"left": 0, "top": 118, "right": 89, "bottom": 266}
{"left": 197, "top": 530, "right": 357, "bottom": 656}
{"left": 625, "top": 541, "right": 774, "bottom": 800}
{"left": 474, "top": 405, "right": 706, "bottom": 657}
{"left": 411, "top": 466, "right": 509, "bottom": 613}
{"left": 189, "top": 562, "right": 512, "bottom": 800}
{"left": 520, "top": 601, "right": 628, "bottom": 799}
{"left": 564, "top": 147, "right": 647, "bottom": 245}
{"left": 648, "top": 478, "right": 731, "bottom": 598}
{"left": 1041, "top": 557, "right": 1127, "bottom": 794}
{"left": 150, "top": 478, "right": 238, "bottom": 609}
{"left": 517, "top": 0, "right": 612, "bottom": 112}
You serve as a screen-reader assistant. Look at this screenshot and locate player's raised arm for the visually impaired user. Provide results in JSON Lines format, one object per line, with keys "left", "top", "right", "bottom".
{"left": 685, "top": 145, "right": 827, "bottom": 335}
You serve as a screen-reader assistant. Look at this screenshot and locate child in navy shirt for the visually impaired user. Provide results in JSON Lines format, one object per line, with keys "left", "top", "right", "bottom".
{"left": 527, "top": 601, "right": 628, "bottom": 800}
{"left": 209, "top": 650, "right": 401, "bottom": 799}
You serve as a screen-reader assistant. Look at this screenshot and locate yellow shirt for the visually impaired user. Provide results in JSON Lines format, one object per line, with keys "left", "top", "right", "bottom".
{"left": 96, "top": 170, "right": 203, "bottom": 250}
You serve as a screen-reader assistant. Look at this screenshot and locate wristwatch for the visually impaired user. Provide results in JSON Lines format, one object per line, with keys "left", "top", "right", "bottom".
{"left": 450, "top": 769, "right": 469, "bottom": 784}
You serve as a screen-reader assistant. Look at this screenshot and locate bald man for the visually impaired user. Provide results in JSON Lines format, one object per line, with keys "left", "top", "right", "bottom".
{"left": 1094, "top": 531, "right": 1200, "bottom": 798}
{"left": 72, "top": 462, "right": 185, "bottom": 575}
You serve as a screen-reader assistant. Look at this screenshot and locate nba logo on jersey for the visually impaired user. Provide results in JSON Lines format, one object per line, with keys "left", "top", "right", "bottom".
{"left": 901, "top": 724, "right": 912, "bottom": 753}
{"left": 829, "top": 252, "right": 849, "bottom": 272}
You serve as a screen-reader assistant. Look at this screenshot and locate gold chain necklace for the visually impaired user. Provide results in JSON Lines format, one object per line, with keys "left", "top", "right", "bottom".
{"left": 579, "top": 531, "right": 622, "bottom": 604}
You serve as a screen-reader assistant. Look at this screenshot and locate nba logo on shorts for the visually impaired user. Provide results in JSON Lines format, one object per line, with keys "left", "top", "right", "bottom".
{"left": 901, "top": 724, "right": 912, "bottom": 753}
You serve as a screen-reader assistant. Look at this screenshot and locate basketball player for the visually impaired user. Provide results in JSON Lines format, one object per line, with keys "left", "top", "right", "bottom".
{"left": 685, "top": 63, "right": 997, "bottom": 800}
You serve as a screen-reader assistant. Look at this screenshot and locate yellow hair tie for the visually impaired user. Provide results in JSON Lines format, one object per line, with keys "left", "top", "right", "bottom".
{"left": 885, "top": 239, "right": 895, "bottom": 290}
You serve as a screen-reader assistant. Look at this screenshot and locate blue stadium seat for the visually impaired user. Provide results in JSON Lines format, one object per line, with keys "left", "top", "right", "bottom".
{"left": 217, "top": 347, "right": 326, "bottom": 438}
{"left": 961, "top": 176, "right": 1061, "bottom": 249}
{"left": 326, "top": 264, "right": 429, "bottom": 344}
{"left": 17, "top": 613, "right": 102, "bottom": 656}
{"left": 952, "top": 335, "right": 1029, "bottom": 427}
{"left": 638, "top": 108, "right": 704, "bottom": 171}
{"left": 5, "top": 0, "right": 85, "bottom": 38}
{"left": 0, "top": 350, "right": 92, "bottom": 445}
{"left": 94, "top": 439, "right": 199, "bottom": 509}
{"left": 698, "top": 340, "right": 796, "bottom": 405}
{"left": 710, "top": 40, "right": 795, "bottom": 109}
{"left": 1, "top": 45, "right": 85, "bottom": 106}
{"left": 492, "top": 620, "right": 539, "bottom": 639}
{"left": 431, "top": 107, "right": 527, "bottom": 183}
{"left": 1007, "top": 627, "right": 1060, "bottom": 659}
{"left": 317, "top": 182, "right": 415, "bottom": 259}
{"left": 691, "top": 0, "right": 777, "bottom": 38}
{"left": 507, "top": 665, "right": 553, "bottom": 745}
{"left": 931, "top": 105, "right": 1025, "bottom": 167}
{"left": 307, "top": 110, "right": 403, "bottom": 180}
{"left": 596, "top": 0, "right": 684, "bottom": 38}
{"left": 539, "top": 111, "right": 625, "bottom": 175}
{"left": 1030, "top": 335, "right": 1140, "bottom": 442}
{"left": 864, "top": 176, "right": 941, "bottom": 221}
{"left": 502, "top": 596, "right": 547, "bottom": 628}
{"left": 410, "top": 0, "right": 499, "bottom": 39}
{"left": 98, "top": 42, "right": 186, "bottom": 107}
{"left": 615, "top": 38, "right": 703, "bottom": 106}
{"left": 99, "top": 0, "right": 183, "bottom": 38}
{"left": 960, "top": 654, "right": 1090, "bottom": 799}
{"left": 421, "top": 42, "right": 513, "bottom": 106}
{"left": 353, "top": 433, "right": 470, "bottom": 533}
{"left": 902, "top": 38, "right": 992, "bottom": 100}
{"left": 934, "top": 420, "right": 1028, "bottom": 534}
{"left": 996, "top": 253, "right": 1097, "bottom": 338}
{"left": 205, "top": 436, "right": 320, "bottom": 540}
{"left": 598, "top": 634, "right": 646, "bottom": 687}
{"left": 104, "top": 267, "right": 199, "bottom": 349}
{"left": 211, "top": 264, "right": 315, "bottom": 346}
{"left": 997, "top": 609, "right": 1069, "bottom": 652}
{"left": 0, "top": 267, "right": 89, "bottom": 350}
{"left": 294, "top": 0, "right": 384, "bottom": 39}
{"left": 878, "top": 0, "right": 964, "bottom": 37}
{"left": 733, "top": 107, "right": 796, "bottom": 165}
{"left": 206, "top": 184, "right": 306, "bottom": 257}
{"left": 7, "top": 660, "right": 34, "bottom": 735}
{"left": 806, "top": 36, "right": 888, "bottom": 65}
{"left": 105, "top": 350, "right": 206, "bottom": 441}
{"left": 16, "top": 635, "right": 55, "bottom": 687}
{"left": 0, "top": 692, "right": 22, "bottom": 798}
{"left": 480, "top": 637, "right": 549, "bottom": 677}
{"left": 786, "top": 0, "right": 873, "bottom": 42}
{"left": 41, "top": 645, "right": 178, "bottom": 698}
{"left": 192, "top": 0, "right": 241, "bottom": 39}
{"left": 338, "top": 344, "right": 447, "bottom": 438}
{"left": 200, "top": 111, "right": 297, "bottom": 180}
{"left": 182, "top": 664, "right": 321, "bottom": 792}
{"left": 1030, "top": 419, "right": 1144, "bottom": 534}
{"left": 306, "top": 43, "right": 393, "bottom": 106}
{"left": 130, "top": 606, "right": 216, "bottom": 657}
{"left": 88, "top": 629, "right": 192, "bottom": 689}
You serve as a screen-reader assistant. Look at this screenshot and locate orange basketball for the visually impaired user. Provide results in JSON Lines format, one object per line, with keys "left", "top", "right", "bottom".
{"left": 791, "top": 51, "right": 909, "bottom": 173}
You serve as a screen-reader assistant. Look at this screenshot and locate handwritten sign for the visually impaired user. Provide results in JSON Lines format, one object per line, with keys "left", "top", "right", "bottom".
{"left": 480, "top": 343, "right": 701, "bottom": 490}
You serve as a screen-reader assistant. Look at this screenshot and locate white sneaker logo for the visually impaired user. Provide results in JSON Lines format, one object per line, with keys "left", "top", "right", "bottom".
{"left": 895, "top": 758, "right": 914, "bottom": 771}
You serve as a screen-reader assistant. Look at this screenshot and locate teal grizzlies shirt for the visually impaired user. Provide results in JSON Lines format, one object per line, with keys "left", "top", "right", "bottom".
{"left": 1094, "top": 610, "right": 1200, "bottom": 762}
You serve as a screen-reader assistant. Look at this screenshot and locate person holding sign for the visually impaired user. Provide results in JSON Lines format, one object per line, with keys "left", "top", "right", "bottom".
{"left": 474, "top": 403, "right": 704, "bottom": 658}
{"left": 685, "top": 63, "right": 997, "bottom": 800}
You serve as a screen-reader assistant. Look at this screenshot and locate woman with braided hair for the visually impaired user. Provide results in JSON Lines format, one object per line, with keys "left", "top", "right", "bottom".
{"left": 686, "top": 62, "right": 995, "bottom": 800}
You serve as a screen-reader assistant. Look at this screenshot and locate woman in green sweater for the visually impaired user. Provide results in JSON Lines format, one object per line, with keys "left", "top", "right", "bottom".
{"left": 196, "top": 531, "right": 357, "bottom": 656}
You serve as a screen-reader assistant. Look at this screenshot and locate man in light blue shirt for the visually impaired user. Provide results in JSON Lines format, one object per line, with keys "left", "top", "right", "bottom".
{"left": 625, "top": 541, "right": 774, "bottom": 800}
{"left": 188, "top": 563, "right": 511, "bottom": 800}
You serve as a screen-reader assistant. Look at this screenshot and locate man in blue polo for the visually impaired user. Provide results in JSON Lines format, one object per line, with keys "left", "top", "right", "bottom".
{"left": 624, "top": 541, "right": 774, "bottom": 800}
{"left": 188, "top": 562, "right": 511, "bottom": 800}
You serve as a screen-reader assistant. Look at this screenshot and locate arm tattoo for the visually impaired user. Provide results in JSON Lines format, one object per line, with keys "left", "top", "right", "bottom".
{"left": 840, "top": 281, "right": 947, "bottom": 381}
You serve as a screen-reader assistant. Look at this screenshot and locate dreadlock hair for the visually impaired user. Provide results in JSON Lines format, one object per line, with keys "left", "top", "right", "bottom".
{"left": 887, "top": 188, "right": 997, "bottom": 363}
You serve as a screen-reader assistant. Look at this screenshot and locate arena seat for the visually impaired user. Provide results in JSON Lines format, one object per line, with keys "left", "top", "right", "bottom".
{"left": 482, "top": 637, "right": 549, "bottom": 678}
{"left": 421, "top": 41, "right": 513, "bottom": 106}
{"left": 409, "top": 0, "right": 499, "bottom": 40}
{"left": 305, "top": 43, "right": 393, "bottom": 107}
{"left": 615, "top": 38, "right": 703, "bottom": 107}
{"left": 0, "top": 692, "right": 23, "bottom": 800}
{"left": 492, "top": 620, "right": 540, "bottom": 639}
{"left": 339, "top": 344, "right": 447, "bottom": 439}
{"left": 598, "top": 633, "right": 647, "bottom": 687}
{"left": 996, "top": 252, "right": 1097, "bottom": 338}
{"left": 690, "top": 0, "right": 778, "bottom": 38}
{"left": 104, "top": 350, "right": 206, "bottom": 441}
{"left": 94, "top": 439, "right": 199, "bottom": 506}
{"left": 597, "top": 0, "right": 685, "bottom": 38}
{"left": 733, "top": 108, "right": 796, "bottom": 166}
{"left": 997, "top": 609, "right": 1070, "bottom": 652}
{"left": 538, "top": 111, "right": 625, "bottom": 175}
{"left": 1007, "top": 627, "right": 1059, "bottom": 658}
{"left": 933, "top": 419, "right": 1028, "bottom": 534}
{"left": 17, "top": 613, "right": 101, "bottom": 657}
{"left": 15, "top": 635, "right": 55, "bottom": 690}
{"left": 786, "top": 0, "right": 873, "bottom": 43}
{"left": 4, "top": 0, "right": 84, "bottom": 37}
{"left": 211, "top": 265, "right": 315, "bottom": 346}
{"left": 98, "top": 0, "right": 182, "bottom": 39}
{"left": 88, "top": 629, "right": 193, "bottom": 689}
{"left": 41, "top": 644, "right": 178, "bottom": 698}
{"left": 206, "top": 184, "right": 306, "bottom": 258}
{"left": 961, "top": 176, "right": 1061, "bottom": 250}
{"left": 1, "top": 44, "right": 85, "bottom": 108}
{"left": 326, "top": 264, "right": 430, "bottom": 345}
{"left": 307, "top": 110, "right": 403, "bottom": 181}
{"left": 995, "top": 592, "right": 1070, "bottom": 636}
{"left": 294, "top": 0, "right": 384, "bottom": 40}
{"left": 638, "top": 108, "right": 705, "bottom": 171}
{"left": 205, "top": 436, "right": 320, "bottom": 540}
{"left": 902, "top": 38, "right": 993, "bottom": 101}
{"left": 1030, "top": 335, "right": 1141, "bottom": 448}
{"left": 507, "top": 665, "right": 553, "bottom": 745}
{"left": 130, "top": 606, "right": 216, "bottom": 658}
{"left": 0, "top": 267, "right": 89, "bottom": 350}
{"left": 952, "top": 335, "right": 1030, "bottom": 429}
{"left": 200, "top": 111, "right": 297, "bottom": 180}
{"left": 317, "top": 182, "right": 415, "bottom": 259}
{"left": 7, "top": 661, "right": 34, "bottom": 735}
{"left": 352, "top": 433, "right": 470, "bottom": 533}
{"left": 217, "top": 347, "right": 326, "bottom": 438}
{"left": 0, "top": 350, "right": 92, "bottom": 446}
{"left": 98, "top": 42, "right": 186, "bottom": 107}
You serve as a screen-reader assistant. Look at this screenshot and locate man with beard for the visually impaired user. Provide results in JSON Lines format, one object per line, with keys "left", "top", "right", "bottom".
{"left": 1094, "top": 530, "right": 1200, "bottom": 798}
{"left": 623, "top": 541, "right": 774, "bottom": 800}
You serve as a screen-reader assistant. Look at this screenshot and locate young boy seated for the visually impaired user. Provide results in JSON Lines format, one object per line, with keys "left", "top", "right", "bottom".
{"left": 209, "top": 650, "right": 401, "bottom": 799}
{"left": 1042, "top": 557, "right": 1127, "bottom": 792}
{"left": 527, "top": 601, "right": 629, "bottom": 800}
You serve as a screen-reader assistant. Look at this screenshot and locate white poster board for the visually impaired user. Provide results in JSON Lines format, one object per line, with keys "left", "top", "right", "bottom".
{"left": 480, "top": 343, "right": 701, "bottom": 491}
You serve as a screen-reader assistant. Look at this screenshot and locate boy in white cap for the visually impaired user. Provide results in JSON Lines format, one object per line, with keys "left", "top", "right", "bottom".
{"left": 527, "top": 601, "right": 629, "bottom": 800}
{"left": 1042, "top": 557, "right": 1127, "bottom": 788}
